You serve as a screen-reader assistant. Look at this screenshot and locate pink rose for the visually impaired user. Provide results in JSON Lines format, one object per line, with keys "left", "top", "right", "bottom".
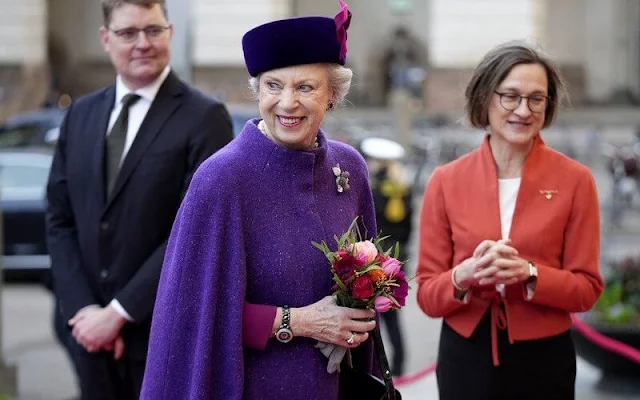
{"left": 374, "top": 296, "right": 393, "bottom": 313}
{"left": 352, "top": 240, "right": 378, "bottom": 264}
{"left": 381, "top": 258, "right": 402, "bottom": 278}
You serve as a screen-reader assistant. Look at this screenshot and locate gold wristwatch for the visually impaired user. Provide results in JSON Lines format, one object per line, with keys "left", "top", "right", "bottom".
{"left": 526, "top": 261, "right": 538, "bottom": 283}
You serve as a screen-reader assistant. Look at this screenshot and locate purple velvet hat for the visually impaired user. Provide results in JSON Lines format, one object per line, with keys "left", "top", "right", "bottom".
{"left": 242, "top": 1, "right": 352, "bottom": 77}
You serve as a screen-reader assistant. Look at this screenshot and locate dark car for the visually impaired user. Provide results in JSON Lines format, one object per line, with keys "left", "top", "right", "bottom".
{"left": 0, "top": 148, "right": 52, "bottom": 278}
{"left": 0, "top": 107, "right": 66, "bottom": 148}
{"left": 0, "top": 104, "right": 256, "bottom": 150}
{"left": 0, "top": 105, "right": 257, "bottom": 281}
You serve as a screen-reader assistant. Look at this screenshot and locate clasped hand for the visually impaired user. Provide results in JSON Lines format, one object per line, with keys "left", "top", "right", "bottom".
{"left": 68, "top": 305, "right": 127, "bottom": 359}
{"left": 455, "top": 239, "right": 529, "bottom": 289}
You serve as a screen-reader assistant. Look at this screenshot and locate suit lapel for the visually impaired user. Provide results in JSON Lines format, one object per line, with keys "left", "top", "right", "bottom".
{"left": 477, "top": 136, "right": 503, "bottom": 241}
{"left": 93, "top": 86, "right": 116, "bottom": 207}
{"left": 104, "top": 72, "right": 184, "bottom": 211}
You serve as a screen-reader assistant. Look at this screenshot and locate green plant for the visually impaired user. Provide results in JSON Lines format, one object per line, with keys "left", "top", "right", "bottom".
{"left": 593, "top": 256, "right": 640, "bottom": 326}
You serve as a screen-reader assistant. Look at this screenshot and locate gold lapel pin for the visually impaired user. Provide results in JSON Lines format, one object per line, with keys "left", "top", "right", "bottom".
{"left": 539, "top": 190, "right": 558, "bottom": 200}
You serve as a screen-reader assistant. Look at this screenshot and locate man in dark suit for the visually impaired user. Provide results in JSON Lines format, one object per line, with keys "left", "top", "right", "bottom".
{"left": 45, "top": 1, "right": 234, "bottom": 399}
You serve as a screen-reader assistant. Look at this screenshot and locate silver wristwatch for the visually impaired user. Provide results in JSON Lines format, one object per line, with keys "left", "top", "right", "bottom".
{"left": 275, "top": 305, "right": 293, "bottom": 343}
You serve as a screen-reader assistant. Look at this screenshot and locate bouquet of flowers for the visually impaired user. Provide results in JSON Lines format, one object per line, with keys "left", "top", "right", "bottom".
{"left": 312, "top": 217, "right": 410, "bottom": 373}
{"left": 313, "top": 221, "right": 409, "bottom": 312}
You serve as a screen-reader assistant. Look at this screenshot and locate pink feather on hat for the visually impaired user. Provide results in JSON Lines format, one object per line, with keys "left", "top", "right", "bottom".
{"left": 334, "top": 0, "right": 352, "bottom": 62}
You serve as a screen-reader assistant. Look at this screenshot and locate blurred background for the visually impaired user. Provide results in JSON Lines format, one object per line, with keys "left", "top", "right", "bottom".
{"left": 1, "top": 0, "right": 640, "bottom": 399}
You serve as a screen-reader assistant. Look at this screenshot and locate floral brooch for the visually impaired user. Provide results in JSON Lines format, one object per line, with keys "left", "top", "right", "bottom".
{"left": 332, "top": 163, "right": 350, "bottom": 193}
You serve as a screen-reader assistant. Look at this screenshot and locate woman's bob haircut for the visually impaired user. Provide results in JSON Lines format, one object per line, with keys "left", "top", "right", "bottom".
{"left": 464, "top": 41, "right": 568, "bottom": 130}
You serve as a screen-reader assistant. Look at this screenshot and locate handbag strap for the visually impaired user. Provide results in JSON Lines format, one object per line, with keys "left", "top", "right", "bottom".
{"left": 371, "top": 322, "right": 397, "bottom": 400}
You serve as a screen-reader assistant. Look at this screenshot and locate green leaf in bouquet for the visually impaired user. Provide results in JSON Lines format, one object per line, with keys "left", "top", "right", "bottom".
{"left": 312, "top": 240, "right": 335, "bottom": 262}
{"left": 352, "top": 216, "right": 366, "bottom": 242}
{"left": 372, "top": 234, "right": 390, "bottom": 252}
{"left": 311, "top": 240, "right": 326, "bottom": 252}
{"left": 332, "top": 275, "right": 349, "bottom": 292}
{"left": 358, "top": 264, "right": 383, "bottom": 275}
{"left": 342, "top": 275, "right": 357, "bottom": 288}
{"left": 337, "top": 291, "right": 356, "bottom": 308}
{"left": 336, "top": 217, "right": 360, "bottom": 250}
{"left": 386, "top": 294, "right": 401, "bottom": 308}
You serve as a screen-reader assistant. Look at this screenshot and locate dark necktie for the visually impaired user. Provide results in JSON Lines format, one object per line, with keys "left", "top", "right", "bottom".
{"left": 106, "top": 93, "right": 141, "bottom": 196}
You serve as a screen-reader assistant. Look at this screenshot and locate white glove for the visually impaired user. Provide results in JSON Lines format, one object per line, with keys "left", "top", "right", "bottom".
{"left": 315, "top": 341, "right": 348, "bottom": 373}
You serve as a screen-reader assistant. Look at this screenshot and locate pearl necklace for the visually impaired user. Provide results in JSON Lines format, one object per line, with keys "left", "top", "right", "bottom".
{"left": 257, "top": 120, "right": 318, "bottom": 149}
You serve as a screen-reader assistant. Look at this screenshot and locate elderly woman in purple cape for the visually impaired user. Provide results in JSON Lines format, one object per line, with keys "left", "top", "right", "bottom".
{"left": 140, "top": 2, "right": 379, "bottom": 399}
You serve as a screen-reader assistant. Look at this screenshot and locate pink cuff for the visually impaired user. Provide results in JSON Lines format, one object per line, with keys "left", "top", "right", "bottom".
{"left": 243, "top": 302, "right": 278, "bottom": 350}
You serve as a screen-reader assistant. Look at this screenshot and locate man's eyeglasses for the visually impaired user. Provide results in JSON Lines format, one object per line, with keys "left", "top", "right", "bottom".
{"left": 109, "top": 25, "right": 170, "bottom": 43}
{"left": 494, "top": 91, "right": 550, "bottom": 113}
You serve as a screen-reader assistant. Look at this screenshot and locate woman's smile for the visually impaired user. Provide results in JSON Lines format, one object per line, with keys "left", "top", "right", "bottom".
{"left": 278, "top": 116, "right": 304, "bottom": 128}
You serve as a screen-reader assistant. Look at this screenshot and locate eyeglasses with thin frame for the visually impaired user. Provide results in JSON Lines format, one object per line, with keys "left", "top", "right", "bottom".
{"left": 108, "top": 25, "right": 170, "bottom": 43}
{"left": 494, "top": 91, "right": 550, "bottom": 113}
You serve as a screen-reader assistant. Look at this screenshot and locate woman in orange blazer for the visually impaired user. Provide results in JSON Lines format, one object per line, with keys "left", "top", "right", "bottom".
{"left": 417, "top": 41, "right": 603, "bottom": 400}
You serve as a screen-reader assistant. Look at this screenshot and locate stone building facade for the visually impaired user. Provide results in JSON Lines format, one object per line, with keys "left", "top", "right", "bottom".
{"left": 1, "top": 0, "right": 639, "bottom": 120}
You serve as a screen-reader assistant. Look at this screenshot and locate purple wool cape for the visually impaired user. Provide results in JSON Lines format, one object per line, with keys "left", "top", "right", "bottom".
{"left": 140, "top": 119, "right": 377, "bottom": 399}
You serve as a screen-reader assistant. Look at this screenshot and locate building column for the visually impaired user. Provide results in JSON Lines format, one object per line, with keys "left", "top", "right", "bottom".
{"left": 623, "top": 0, "right": 640, "bottom": 101}
{"left": 0, "top": 0, "right": 48, "bottom": 391}
{"left": 167, "top": 0, "right": 192, "bottom": 83}
{"left": 0, "top": 0, "right": 48, "bottom": 119}
{"left": 584, "top": 0, "right": 640, "bottom": 104}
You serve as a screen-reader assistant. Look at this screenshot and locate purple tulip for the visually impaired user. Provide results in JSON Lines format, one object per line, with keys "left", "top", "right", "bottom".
{"left": 391, "top": 272, "right": 409, "bottom": 307}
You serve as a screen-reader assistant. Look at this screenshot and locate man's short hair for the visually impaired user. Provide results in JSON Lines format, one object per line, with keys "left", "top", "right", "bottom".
{"left": 101, "top": 0, "right": 168, "bottom": 27}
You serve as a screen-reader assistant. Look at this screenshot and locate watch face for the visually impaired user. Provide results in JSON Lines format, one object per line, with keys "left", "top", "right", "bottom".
{"left": 276, "top": 328, "right": 293, "bottom": 343}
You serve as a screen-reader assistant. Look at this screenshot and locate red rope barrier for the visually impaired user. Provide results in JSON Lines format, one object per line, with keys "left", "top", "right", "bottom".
{"left": 571, "top": 314, "right": 640, "bottom": 365}
{"left": 392, "top": 315, "right": 640, "bottom": 388}
{"left": 393, "top": 362, "right": 437, "bottom": 387}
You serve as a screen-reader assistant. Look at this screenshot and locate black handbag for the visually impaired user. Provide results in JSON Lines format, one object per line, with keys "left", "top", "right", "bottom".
{"left": 338, "top": 324, "right": 402, "bottom": 400}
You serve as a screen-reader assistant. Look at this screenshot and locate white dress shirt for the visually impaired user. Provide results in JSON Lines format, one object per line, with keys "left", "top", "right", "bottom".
{"left": 107, "top": 66, "right": 171, "bottom": 321}
{"left": 107, "top": 66, "right": 171, "bottom": 163}
{"left": 497, "top": 178, "right": 520, "bottom": 297}
{"left": 498, "top": 178, "right": 520, "bottom": 242}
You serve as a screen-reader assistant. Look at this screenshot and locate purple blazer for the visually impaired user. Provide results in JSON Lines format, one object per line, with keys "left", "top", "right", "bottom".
{"left": 140, "top": 120, "right": 377, "bottom": 399}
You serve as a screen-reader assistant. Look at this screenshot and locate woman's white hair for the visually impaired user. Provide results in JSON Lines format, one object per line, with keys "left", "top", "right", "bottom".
{"left": 248, "top": 63, "right": 353, "bottom": 108}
